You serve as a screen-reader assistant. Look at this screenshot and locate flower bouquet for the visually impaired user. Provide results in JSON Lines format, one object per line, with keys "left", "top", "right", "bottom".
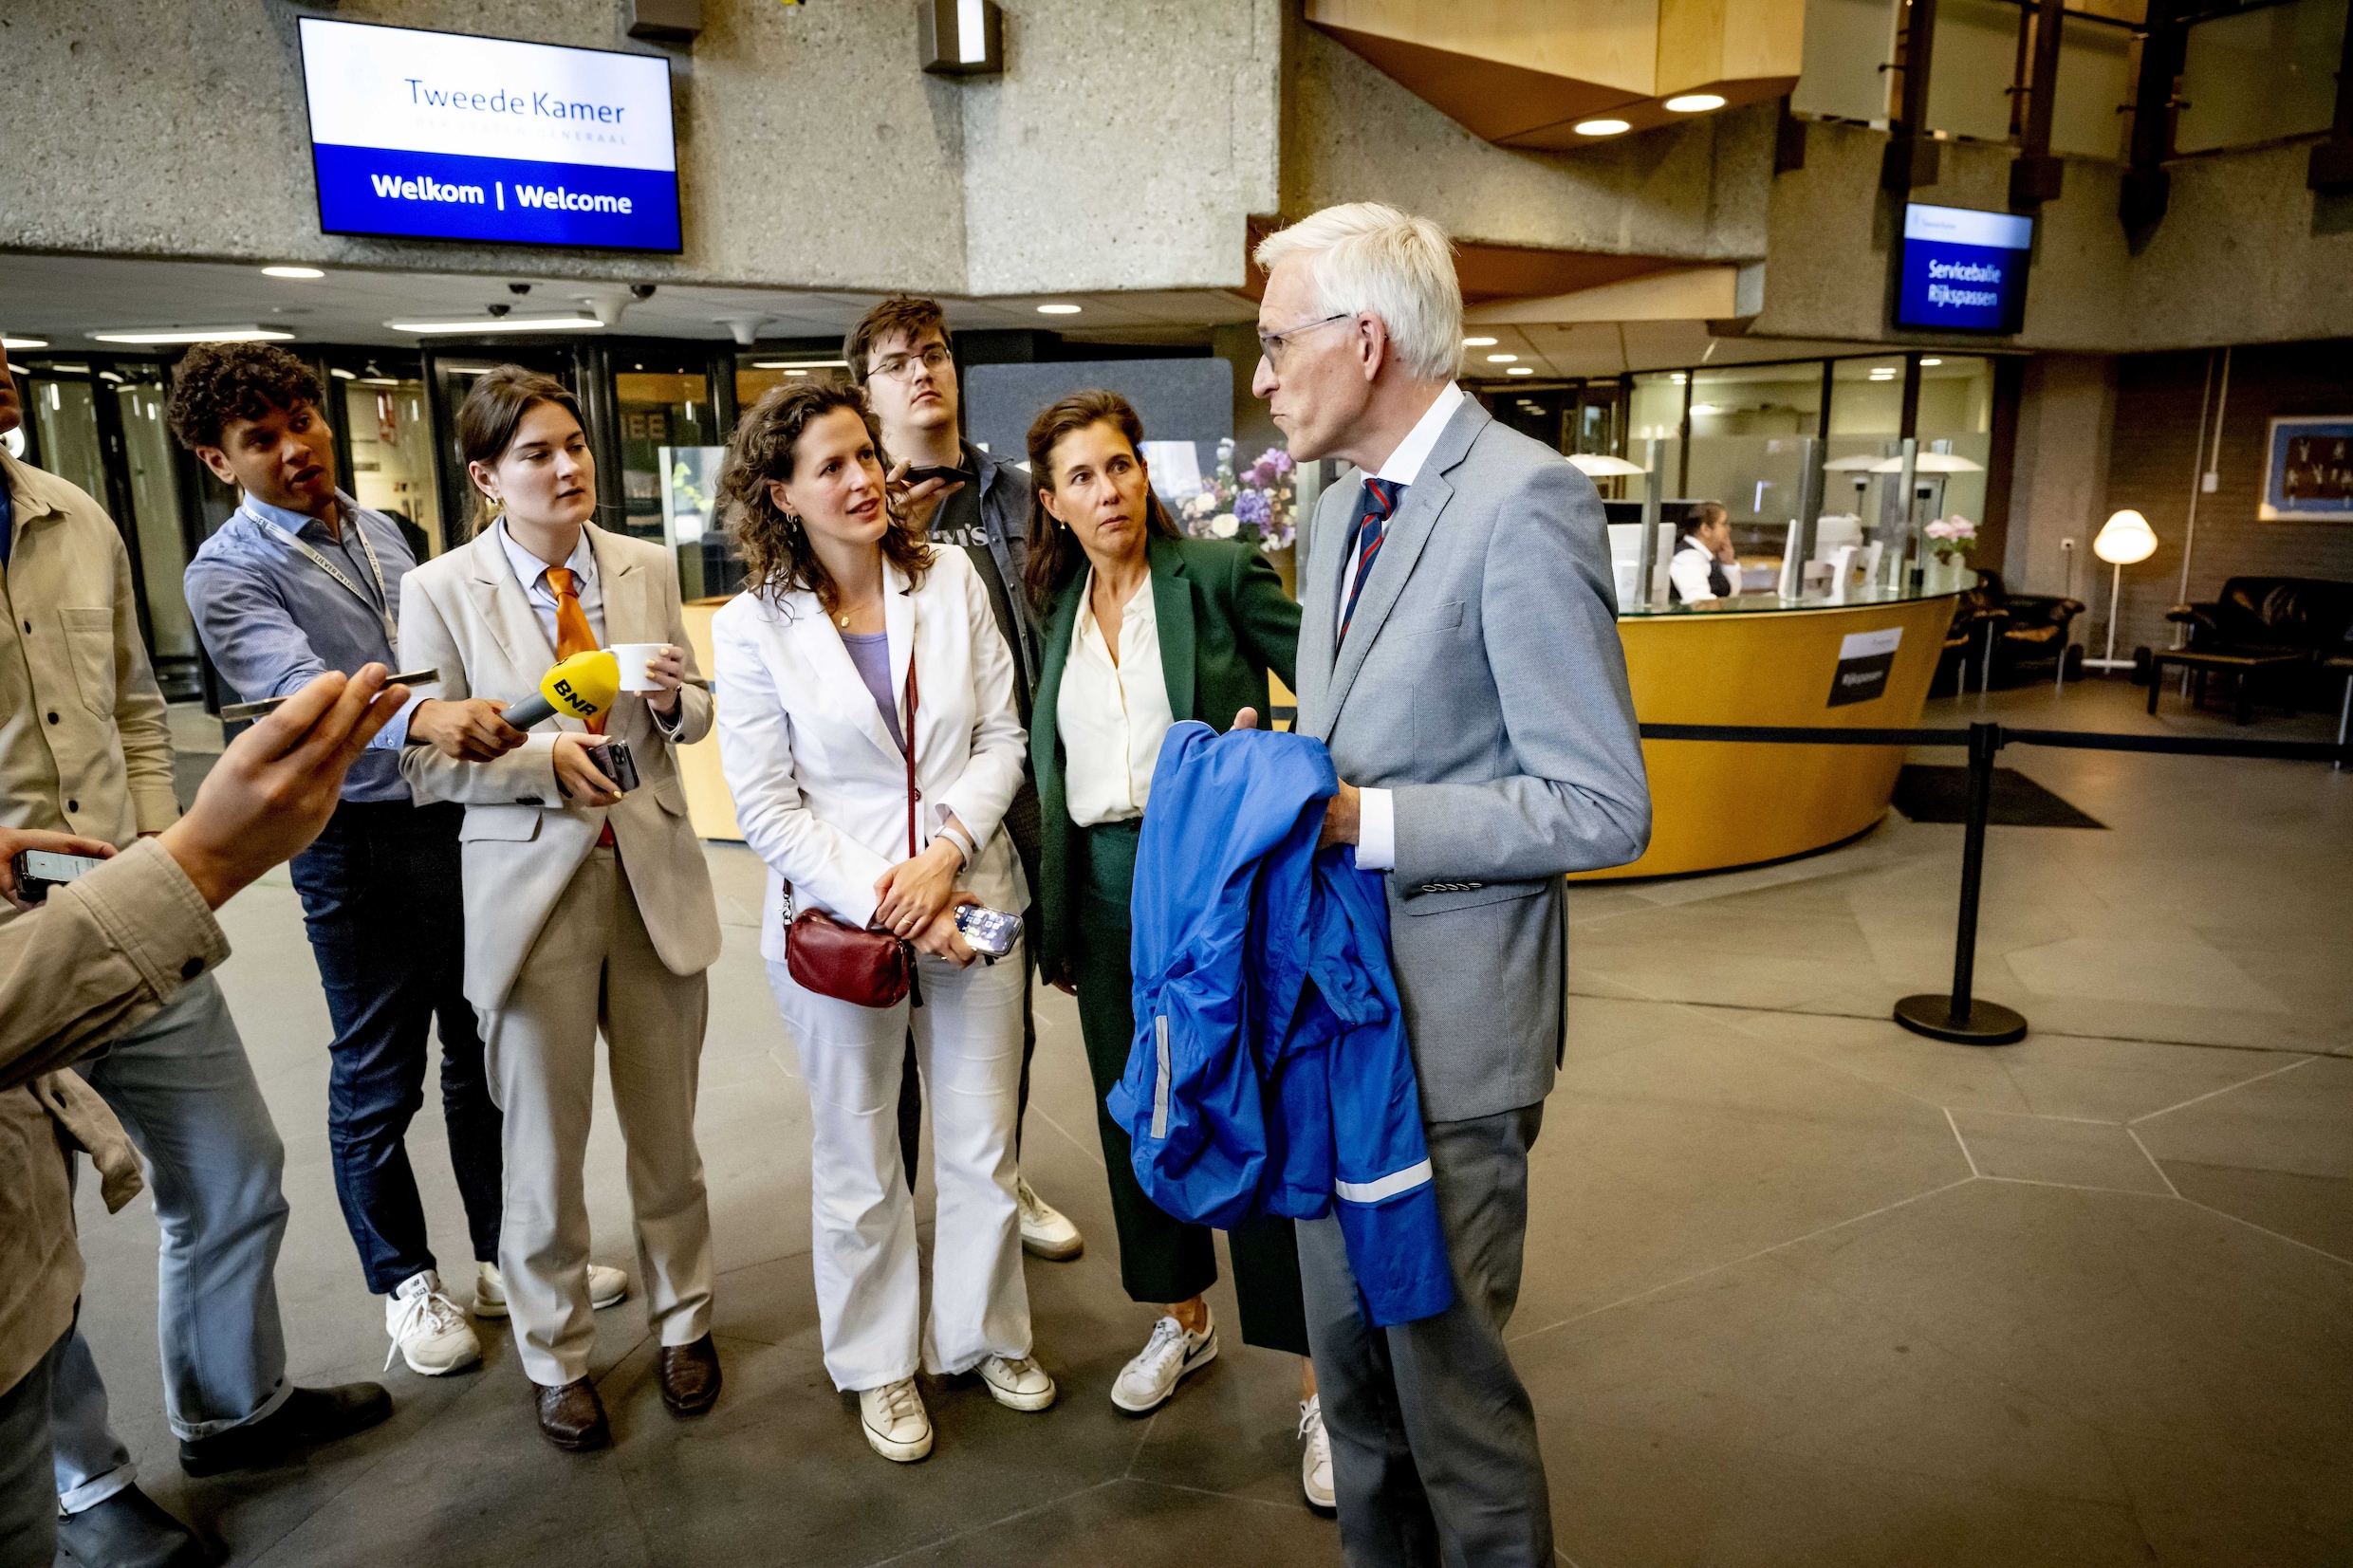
{"left": 1177, "top": 437, "right": 1298, "bottom": 552}
{"left": 1924, "top": 514, "right": 1977, "bottom": 562}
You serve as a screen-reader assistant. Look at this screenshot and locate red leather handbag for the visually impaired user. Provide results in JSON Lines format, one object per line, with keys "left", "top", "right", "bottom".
{"left": 785, "top": 655, "right": 923, "bottom": 1009}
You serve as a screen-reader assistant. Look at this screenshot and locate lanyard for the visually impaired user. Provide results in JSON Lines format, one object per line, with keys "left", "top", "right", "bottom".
{"left": 246, "top": 505, "right": 398, "bottom": 655}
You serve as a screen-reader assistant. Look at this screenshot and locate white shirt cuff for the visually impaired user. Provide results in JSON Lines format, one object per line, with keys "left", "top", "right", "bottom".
{"left": 1356, "top": 787, "right": 1396, "bottom": 872}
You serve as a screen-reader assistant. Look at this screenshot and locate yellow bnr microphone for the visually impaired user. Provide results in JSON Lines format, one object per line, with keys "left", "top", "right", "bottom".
{"left": 499, "top": 650, "right": 621, "bottom": 730}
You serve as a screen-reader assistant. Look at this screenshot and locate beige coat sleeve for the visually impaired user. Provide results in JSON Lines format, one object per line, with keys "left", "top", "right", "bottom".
{"left": 0, "top": 839, "right": 230, "bottom": 1091}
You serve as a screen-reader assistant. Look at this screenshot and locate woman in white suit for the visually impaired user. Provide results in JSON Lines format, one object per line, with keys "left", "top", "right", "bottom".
{"left": 711, "top": 381, "right": 1054, "bottom": 1464}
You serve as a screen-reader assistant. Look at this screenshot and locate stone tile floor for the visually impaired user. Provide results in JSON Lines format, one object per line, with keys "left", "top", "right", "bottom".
{"left": 69, "top": 677, "right": 2352, "bottom": 1565}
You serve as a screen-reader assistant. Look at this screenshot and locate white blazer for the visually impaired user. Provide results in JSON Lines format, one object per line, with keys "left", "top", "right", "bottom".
{"left": 713, "top": 548, "right": 1028, "bottom": 965}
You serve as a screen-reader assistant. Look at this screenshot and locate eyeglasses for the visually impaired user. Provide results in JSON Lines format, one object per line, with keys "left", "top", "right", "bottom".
{"left": 869, "top": 343, "right": 953, "bottom": 382}
{"left": 1256, "top": 311, "right": 1357, "bottom": 370}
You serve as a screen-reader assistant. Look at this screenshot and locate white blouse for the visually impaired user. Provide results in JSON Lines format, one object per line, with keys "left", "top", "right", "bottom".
{"left": 1057, "top": 569, "right": 1176, "bottom": 826}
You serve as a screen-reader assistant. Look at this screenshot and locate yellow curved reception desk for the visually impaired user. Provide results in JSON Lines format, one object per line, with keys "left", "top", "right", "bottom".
{"left": 676, "top": 582, "right": 1967, "bottom": 883}
{"left": 1573, "top": 583, "right": 1966, "bottom": 881}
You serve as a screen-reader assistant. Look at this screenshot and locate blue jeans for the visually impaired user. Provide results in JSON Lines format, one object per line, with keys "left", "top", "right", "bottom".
{"left": 1, "top": 1330, "right": 62, "bottom": 1568}
{"left": 288, "top": 799, "right": 502, "bottom": 1294}
{"left": 52, "top": 976, "right": 289, "bottom": 1508}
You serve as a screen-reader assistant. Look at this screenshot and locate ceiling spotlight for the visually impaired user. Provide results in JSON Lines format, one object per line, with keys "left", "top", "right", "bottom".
{"left": 385, "top": 315, "right": 603, "bottom": 335}
{"left": 1664, "top": 94, "right": 1727, "bottom": 113}
{"left": 1463, "top": 336, "right": 1498, "bottom": 347}
{"left": 329, "top": 367, "right": 358, "bottom": 380}
{"left": 262, "top": 266, "right": 325, "bottom": 280}
{"left": 1, "top": 337, "right": 48, "bottom": 350}
{"left": 1036, "top": 303, "right": 1083, "bottom": 315}
{"left": 1486, "top": 353, "right": 1519, "bottom": 363}
{"left": 89, "top": 326, "right": 295, "bottom": 344}
{"left": 1573, "top": 119, "right": 1631, "bottom": 137}
{"left": 1507, "top": 366, "right": 1535, "bottom": 376}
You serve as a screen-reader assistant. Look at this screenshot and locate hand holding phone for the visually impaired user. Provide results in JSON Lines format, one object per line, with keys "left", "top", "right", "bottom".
{"left": 0, "top": 827, "right": 118, "bottom": 911}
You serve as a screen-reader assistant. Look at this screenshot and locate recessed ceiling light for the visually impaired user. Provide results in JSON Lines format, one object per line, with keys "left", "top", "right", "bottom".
{"left": 1507, "top": 366, "right": 1535, "bottom": 376}
{"left": 89, "top": 326, "right": 294, "bottom": 344}
{"left": 1574, "top": 119, "right": 1631, "bottom": 137}
{"left": 1919, "top": 358, "right": 1943, "bottom": 366}
{"left": 386, "top": 315, "right": 602, "bottom": 335}
{"left": 1036, "top": 303, "right": 1083, "bottom": 315}
{"left": 1664, "top": 94, "right": 1727, "bottom": 113}
{"left": 1463, "top": 336, "right": 1498, "bottom": 347}
{"left": 1, "top": 337, "right": 47, "bottom": 350}
{"left": 262, "top": 266, "right": 325, "bottom": 280}
{"left": 1486, "top": 353, "right": 1519, "bottom": 363}
{"left": 751, "top": 359, "right": 849, "bottom": 370}
{"left": 329, "top": 367, "right": 357, "bottom": 380}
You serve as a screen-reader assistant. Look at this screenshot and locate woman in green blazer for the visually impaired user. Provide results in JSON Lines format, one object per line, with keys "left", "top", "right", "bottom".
{"left": 1023, "top": 392, "right": 1331, "bottom": 1506}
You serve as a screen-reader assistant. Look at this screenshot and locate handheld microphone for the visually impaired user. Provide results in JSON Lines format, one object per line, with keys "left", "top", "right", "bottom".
{"left": 500, "top": 650, "right": 621, "bottom": 731}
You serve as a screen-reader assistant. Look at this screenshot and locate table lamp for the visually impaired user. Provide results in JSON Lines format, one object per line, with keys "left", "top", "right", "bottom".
{"left": 2085, "top": 508, "right": 2158, "bottom": 671}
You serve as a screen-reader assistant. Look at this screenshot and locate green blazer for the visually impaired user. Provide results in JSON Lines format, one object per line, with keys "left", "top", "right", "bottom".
{"left": 1030, "top": 533, "right": 1301, "bottom": 980}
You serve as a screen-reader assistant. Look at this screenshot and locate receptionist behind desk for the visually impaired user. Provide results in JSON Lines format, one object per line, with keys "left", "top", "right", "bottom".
{"left": 1668, "top": 501, "right": 1736, "bottom": 604}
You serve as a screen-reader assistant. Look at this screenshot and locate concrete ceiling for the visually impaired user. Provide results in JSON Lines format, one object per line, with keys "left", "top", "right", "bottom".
{"left": 0, "top": 251, "right": 1260, "bottom": 353}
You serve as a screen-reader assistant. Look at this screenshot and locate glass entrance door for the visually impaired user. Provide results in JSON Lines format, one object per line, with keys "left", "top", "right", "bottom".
{"left": 111, "top": 373, "right": 201, "bottom": 699}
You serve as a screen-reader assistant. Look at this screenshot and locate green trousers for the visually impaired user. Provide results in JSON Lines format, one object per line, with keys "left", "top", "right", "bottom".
{"left": 1071, "top": 819, "right": 1309, "bottom": 1356}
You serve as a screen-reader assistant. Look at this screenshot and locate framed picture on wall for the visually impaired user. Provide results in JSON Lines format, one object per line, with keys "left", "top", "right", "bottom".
{"left": 2259, "top": 416, "right": 2353, "bottom": 521}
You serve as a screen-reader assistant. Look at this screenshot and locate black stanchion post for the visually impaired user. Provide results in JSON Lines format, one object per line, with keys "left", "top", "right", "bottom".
{"left": 1894, "top": 720, "right": 2029, "bottom": 1045}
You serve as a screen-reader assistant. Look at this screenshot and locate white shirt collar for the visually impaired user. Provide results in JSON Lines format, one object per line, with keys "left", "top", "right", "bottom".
{"left": 495, "top": 519, "right": 594, "bottom": 595}
{"left": 1373, "top": 382, "right": 1465, "bottom": 487}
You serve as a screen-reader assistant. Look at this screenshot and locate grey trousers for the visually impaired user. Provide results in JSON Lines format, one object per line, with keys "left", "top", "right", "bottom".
{"left": 1298, "top": 1102, "right": 1551, "bottom": 1568}
{"left": 0, "top": 1330, "right": 62, "bottom": 1568}
{"left": 481, "top": 848, "right": 715, "bottom": 1388}
{"left": 53, "top": 976, "right": 289, "bottom": 1509}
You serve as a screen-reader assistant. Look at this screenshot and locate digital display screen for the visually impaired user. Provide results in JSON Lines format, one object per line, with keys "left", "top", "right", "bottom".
{"left": 297, "top": 18, "right": 680, "bottom": 252}
{"left": 1895, "top": 204, "right": 2033, "bottom": 334}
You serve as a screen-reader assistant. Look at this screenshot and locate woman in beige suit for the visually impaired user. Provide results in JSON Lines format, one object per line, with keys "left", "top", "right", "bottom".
{"left": 396, "top": 368, "right": 723, "bottom": 1452}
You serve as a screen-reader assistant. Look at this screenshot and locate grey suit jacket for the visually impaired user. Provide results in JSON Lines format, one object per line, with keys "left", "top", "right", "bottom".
{"left": 396, "top": 524, "right": 722, "bottom": 1012}
{"left": 1295, "top": 397, "right": 1649, "bottom": 1122}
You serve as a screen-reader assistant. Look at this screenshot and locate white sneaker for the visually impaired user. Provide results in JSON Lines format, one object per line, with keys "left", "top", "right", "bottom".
{"left": 1299, "top": 1394, "right": 1336, "bottom": 1514}
{"left": 473, "top": 1260, "right": 630, "bottom": 1319}
{"left": 858, "top": 1377, "right": 934, "bottom": 1462}
{"left": 1015, "top": 1177, "right": 1084, "bottom": 1261}
{"left": 976, "top": 1353, "right": 1058, "bottom": 1411}
{"left": 384, "top": 1270, "right": 481, "bottom": 1375}
{"left": 1110, "top": 1310, "right": 1218, "bottom": 1413}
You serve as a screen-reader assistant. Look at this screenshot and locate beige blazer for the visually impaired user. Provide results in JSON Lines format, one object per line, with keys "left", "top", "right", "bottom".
{"left": 397, "top": 524, "right": 721, "bottom": 1010}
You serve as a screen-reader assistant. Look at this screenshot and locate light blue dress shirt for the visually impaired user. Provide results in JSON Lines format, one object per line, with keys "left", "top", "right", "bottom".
{"left": 182, "top": 490, "right": 427, "bottom": 802}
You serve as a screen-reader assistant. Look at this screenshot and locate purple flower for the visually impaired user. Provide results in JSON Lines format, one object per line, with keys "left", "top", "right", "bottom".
{"left": 1234, "top": 490, "right": 1273, "bottom": 528}
{"left": 1261, "top": 448, "right": 1295, "bottom": 476}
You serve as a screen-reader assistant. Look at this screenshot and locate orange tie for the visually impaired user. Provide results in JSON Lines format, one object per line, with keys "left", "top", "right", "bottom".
{"left": 546, "top": 565, "right": 617, "bottom": 846}
{"left": 543, "top": 566, "right": 603, "bottom": 735}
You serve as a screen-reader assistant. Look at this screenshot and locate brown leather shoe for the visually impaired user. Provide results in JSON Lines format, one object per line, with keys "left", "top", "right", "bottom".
{"left": 658, "top": 1334, "right": 722, "bottom": 1416}
{"left": 533, "top": 1377, "right": 609, "bottom": 1451}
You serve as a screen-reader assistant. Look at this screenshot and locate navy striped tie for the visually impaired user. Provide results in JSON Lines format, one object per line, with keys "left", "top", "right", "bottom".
{"left": 1340, "top": 477, "right": 1403, "bottom": 642}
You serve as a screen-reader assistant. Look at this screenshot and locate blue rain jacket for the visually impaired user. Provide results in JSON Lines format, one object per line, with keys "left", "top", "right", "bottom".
{"left": 1108, "top": 722, "right": 1454, "bottom": 1326}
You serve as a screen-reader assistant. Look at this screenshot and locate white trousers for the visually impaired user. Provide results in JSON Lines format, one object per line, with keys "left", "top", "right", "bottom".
{"left": 767, "top": 943, "right": 1029, "bottom": 1392}
{"left": 483, "top": 848, "right": 715, "bottom": 1387}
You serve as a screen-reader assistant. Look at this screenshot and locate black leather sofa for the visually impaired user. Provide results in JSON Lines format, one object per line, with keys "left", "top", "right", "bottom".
{"left": 1938, "top": 570, "right": 2084, "bottom": 689}
{"left": 2163, "top": 577, "right": 2353, "bottom": 709}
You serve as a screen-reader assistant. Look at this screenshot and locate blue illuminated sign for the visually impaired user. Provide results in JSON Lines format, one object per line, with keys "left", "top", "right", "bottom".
{"left": 298, "top": 19, "right": 680, "bottom": 252}
{"left": 1896, "top": 204, "right": 2033, "bottom": 334}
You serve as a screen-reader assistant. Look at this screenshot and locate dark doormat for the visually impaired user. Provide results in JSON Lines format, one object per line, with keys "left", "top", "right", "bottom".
{"left": 1893, "top": 766, "right": 2106, "bottom": 829}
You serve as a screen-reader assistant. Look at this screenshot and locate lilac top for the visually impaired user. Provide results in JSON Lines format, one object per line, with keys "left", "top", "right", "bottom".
{"left": 842, "top": 631, "right": 904, "bottom": 753}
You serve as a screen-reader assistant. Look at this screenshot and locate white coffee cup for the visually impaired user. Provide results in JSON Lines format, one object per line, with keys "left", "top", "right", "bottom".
{"left": 611, "top": 643, "right": 669, "bottom": 692}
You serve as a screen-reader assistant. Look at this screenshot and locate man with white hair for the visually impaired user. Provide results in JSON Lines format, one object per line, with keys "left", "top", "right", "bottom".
{"left": 1251, "top": 203, "right": 1650, "bottom": 1564}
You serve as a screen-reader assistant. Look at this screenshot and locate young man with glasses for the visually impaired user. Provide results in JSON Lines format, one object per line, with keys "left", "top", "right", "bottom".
{"left": 843, "top": 297, "right": 1083, "bottom": 1264}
